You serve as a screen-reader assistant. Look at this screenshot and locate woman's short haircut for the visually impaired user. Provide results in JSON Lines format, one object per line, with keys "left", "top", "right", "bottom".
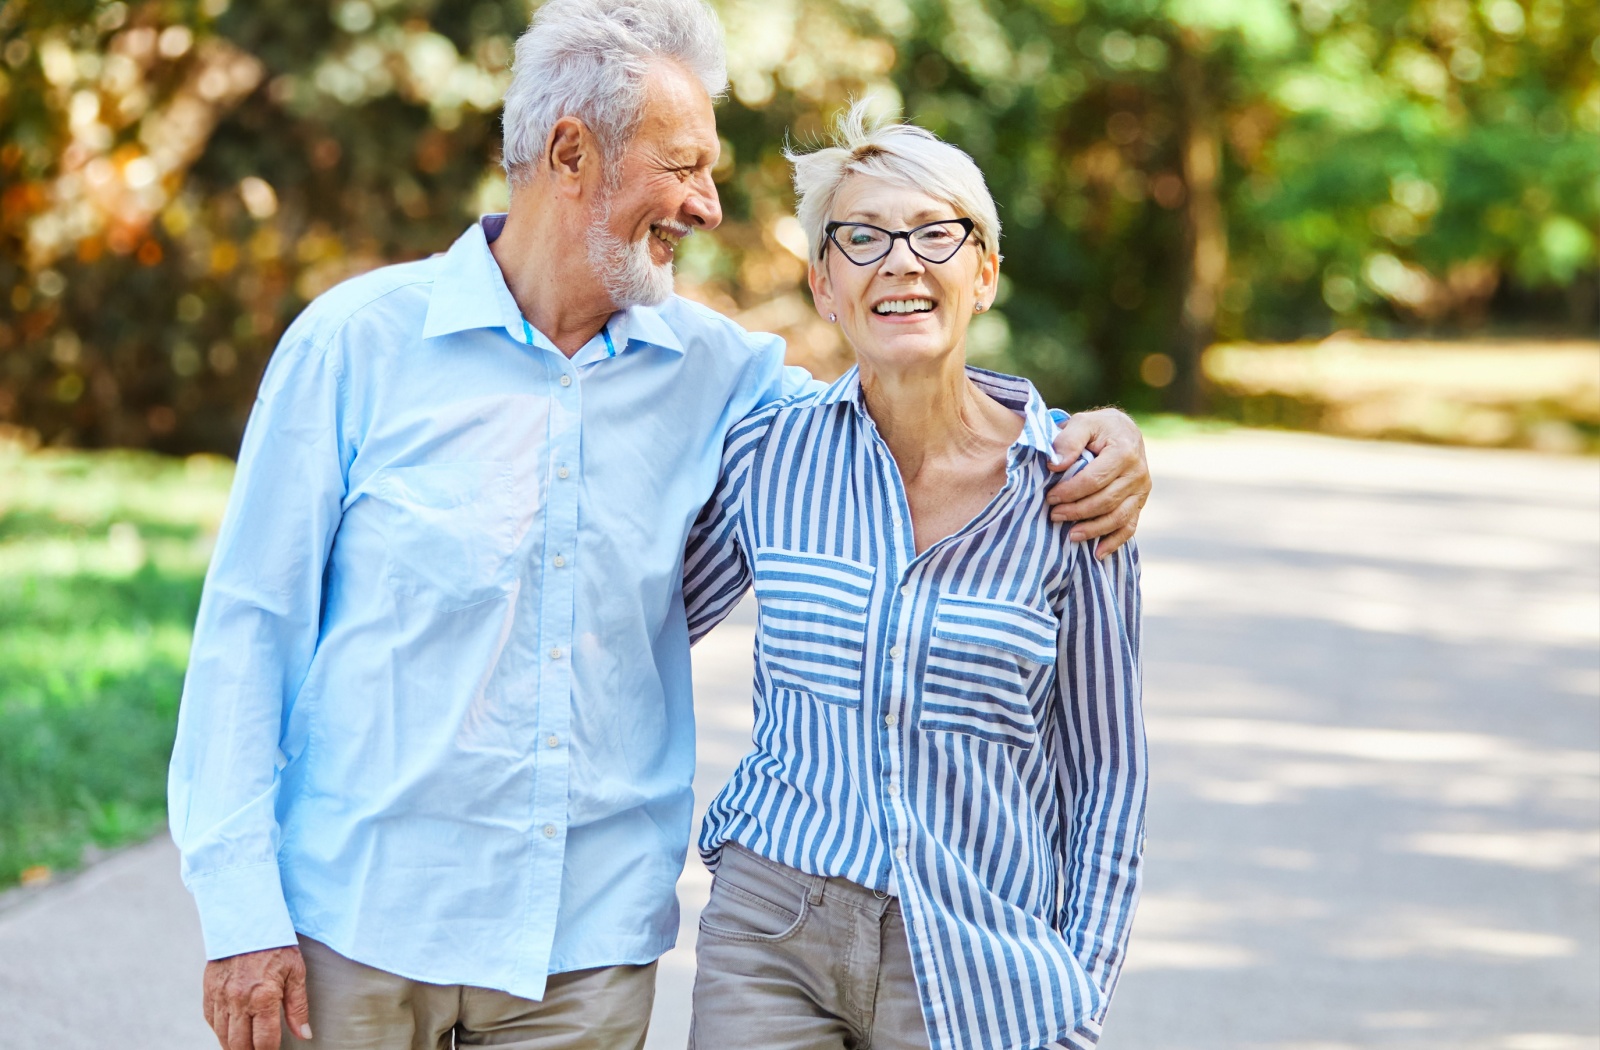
{"left": 501, "top": 0, "right": 726, "bottom": 185}
{"left": 787, "top": 100, "right": 1002, "bottom": 263}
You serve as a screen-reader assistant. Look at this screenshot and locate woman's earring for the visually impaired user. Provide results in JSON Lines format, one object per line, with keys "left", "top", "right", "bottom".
{"left": 828, "top": 313, "right": 837, "bottom": 323}
{"left": 974, "top": 302, "right": 985, "bottom": 313}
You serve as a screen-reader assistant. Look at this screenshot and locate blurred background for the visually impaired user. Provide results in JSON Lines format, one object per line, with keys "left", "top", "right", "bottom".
{"left": 0, "top": 0, "right": 1596, "bottom": 1046}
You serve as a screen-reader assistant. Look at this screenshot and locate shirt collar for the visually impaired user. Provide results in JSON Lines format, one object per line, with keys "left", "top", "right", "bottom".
{"left": 422, "top": 214, "right": 685, "bottom": 357}
{"left": 819, "top": 364, "right": 1059, "bottom": 461}
{"left": 421, "top": 215, "right": 533, "bottom": 346}
{"left": 603, "top": 301, "right": 685, "bottom": 357}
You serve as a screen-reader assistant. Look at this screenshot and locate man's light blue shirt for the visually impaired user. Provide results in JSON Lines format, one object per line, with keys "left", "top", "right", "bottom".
{"left": 167, "top": 215, "right": 811, "bottom": 999}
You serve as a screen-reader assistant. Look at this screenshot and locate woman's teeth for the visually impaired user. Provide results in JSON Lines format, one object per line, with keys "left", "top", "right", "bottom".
{"left": 873, "top": 298, "right": 935, "bottom": 315}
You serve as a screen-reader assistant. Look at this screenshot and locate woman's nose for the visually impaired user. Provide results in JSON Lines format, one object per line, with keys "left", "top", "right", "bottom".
{"left": 877, "top": 237, "right": 924, "bottom": 274}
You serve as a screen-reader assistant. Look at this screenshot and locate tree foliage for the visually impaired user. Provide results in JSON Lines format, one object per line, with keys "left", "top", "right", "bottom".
{"left": 1, "top": 0, "right": 1595, "bottom": 451}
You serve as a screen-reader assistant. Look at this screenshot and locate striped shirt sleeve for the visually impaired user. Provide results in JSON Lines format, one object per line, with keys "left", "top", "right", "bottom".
{"left": 682, "top": 402, "right": 783, "bottom": 644}
{"left": 1052, "top": 539, "right": 1147, "bottom": 1040}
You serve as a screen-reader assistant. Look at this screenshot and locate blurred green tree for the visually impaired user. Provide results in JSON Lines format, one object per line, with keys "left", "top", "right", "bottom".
{"left": 1, "top": 0, "right": 1596, "bottom": 450}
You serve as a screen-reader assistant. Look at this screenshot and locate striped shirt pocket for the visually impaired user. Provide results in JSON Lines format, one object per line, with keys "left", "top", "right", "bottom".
{"left": 919, "top": 594, "right": 1059, "bottom": 748}
{"left": 753, "top": 548, "right": 875, "bottom": 708}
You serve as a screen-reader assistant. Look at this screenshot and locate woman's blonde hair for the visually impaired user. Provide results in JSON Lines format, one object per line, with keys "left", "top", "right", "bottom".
{"left": 786, "top": 99, "right": 1001, "bottom": 263}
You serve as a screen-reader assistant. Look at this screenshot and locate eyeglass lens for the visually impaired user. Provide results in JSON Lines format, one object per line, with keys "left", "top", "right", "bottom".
{"left": 831, "top": 221, "right": 971, "bottom": 264}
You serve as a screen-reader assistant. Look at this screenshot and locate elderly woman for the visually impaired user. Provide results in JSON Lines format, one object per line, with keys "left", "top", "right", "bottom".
{"left": 681, "top": 106, "right": 1146, "bottom": 1050}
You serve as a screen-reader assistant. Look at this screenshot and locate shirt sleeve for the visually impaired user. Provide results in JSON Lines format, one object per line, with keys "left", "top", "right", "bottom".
{"left": 738, "top": 323, "right": 824, "bottom": 408}
{"left": 1050, "top": 539, "right": 1146, "bottom": 1042}
{"left": 166, "top": 332, "right": 352, "bottom": 960}
{"left": 682, "top": 401, "right": 784, "bottom": 644}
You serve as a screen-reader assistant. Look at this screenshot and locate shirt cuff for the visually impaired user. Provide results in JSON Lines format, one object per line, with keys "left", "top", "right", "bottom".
{"left": 186, "top": 861, "right": 299, "bottom": 960}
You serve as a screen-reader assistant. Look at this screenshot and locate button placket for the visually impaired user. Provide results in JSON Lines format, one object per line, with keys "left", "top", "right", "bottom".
{"left": 526, "top": 350, "right": 580, "bottom": 935}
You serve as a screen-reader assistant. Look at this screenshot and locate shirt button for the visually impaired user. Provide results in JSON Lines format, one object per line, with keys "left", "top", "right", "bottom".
{"left": 884, "top": 712, "right": 899, "bottom": 727}
{"left": 543, "top": 824, "right": 557, "bottom": 838}
{"left": 557, "top": 467, "right": 570, "bottom": 479}
{"left": 889, "top": 645, "right": 902, "bottom": 659}
{"left": 549, "top": 647, "right": 563, "bottom": 660}
{"left": 888, "top": 780, "right": 900, "bottom": 796}
{"left": 558, "top": 375, "right": 572, "bottom": 387}
{"left": 547, "top": 735, "right": 560, "bottom": 749}
{"left": 895, "top": 846, "right": 907, "bottom": 860}
{"left": 552, "top": 555, "right": 565, "bottom": 567}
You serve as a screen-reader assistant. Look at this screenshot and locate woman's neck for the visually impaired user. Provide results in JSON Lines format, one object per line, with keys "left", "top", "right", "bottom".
{"left": 858, "top": 359, "right": 1021, "bottom": 482}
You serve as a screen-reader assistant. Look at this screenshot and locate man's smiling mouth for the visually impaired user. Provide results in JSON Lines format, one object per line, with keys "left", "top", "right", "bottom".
{"left": 873, "top": 298, "right": 935, "bottom": 316}
{"left": 650, "top": 223, "right": 688, "bottom": 253}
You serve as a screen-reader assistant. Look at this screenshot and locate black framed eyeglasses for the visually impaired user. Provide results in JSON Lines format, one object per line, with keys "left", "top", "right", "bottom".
{"left": 823, "top": 218, "right": 977, "bottom": 266}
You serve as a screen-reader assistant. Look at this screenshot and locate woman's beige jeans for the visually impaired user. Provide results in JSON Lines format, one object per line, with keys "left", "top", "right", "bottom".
{"left": 689, "top": 843, "right": 931, "bottom": 1050}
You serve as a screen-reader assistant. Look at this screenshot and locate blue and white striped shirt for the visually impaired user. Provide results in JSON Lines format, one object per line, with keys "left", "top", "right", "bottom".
{"left": 683, "top": 367, "right": 1146, "bottom": 1050}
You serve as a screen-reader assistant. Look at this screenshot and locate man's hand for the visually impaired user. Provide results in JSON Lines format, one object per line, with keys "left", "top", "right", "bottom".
{"left": 1046, "top": 407, "right": 1151, "bottom": 558}
{"left": 203, "top": 946, "right": 312, "bottom": 1050}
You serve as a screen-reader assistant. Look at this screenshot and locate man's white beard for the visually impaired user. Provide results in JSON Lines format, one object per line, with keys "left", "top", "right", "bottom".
{"left": 587, "top": 202, "right": 675, "bottom": 309}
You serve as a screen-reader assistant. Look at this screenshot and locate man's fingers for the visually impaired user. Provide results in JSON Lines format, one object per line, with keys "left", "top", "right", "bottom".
{"left": 1047, "top": 455, "right": 1114, "bottom": 505}
{"left": 1091, "top": 523, "right": 1137, "bottom": 559}
{"left": 1052, "top": 472, "right": 1135, "bottom": 525}
{"left": 282, "top": 958, "right": 313, "bottom": 1042}
{"left": 1047, "top": 414, "right": 1095, "bottom": 472}
{"left": 1065, "top": 506, "right": 1126, "bottom": 542}
{"left": 223, "top": 1007, "right": 252, "bottom": 1050}
{"left": 251, "top": 1006, "right": 284, "bottom": 1050}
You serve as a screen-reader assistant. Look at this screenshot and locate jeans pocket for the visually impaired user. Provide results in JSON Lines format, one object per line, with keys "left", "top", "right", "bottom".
{"left": 918, "top": 594, "right": 1058, "bottom": 749}
{"left": 698, "top": 856, "right": 811, "bottom": 943}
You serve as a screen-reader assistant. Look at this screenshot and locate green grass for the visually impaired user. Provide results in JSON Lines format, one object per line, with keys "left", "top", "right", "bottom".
{"left": 0, "top": 443, "right": 233, "bottom": 887}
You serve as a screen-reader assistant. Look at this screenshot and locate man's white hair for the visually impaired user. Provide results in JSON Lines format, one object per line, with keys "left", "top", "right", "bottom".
{"left": 501, "top": 0, "right": 727, "bottom": 184}
{"left": 787, "top": 100, "right": 1002, "bottom": 263}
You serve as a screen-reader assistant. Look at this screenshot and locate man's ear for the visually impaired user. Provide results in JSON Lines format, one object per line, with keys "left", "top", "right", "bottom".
{"left": 545, "top": 116, "right": 594, "bottom": 198}
{"left": 808, "top": 260, "right": 835, "bottom": 321}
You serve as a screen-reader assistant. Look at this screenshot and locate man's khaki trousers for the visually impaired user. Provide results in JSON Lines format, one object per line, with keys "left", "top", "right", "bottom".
{"left": 282, "top": 936, "right": 656, "bottom": 1050}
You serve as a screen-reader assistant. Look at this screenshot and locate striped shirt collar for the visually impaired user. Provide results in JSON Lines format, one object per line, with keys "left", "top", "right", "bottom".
{"left": 422, "top": 214, "right": 685, "bottom": 357}
{"left": 817, "top": 364, "right": 1060, "bottom": 462}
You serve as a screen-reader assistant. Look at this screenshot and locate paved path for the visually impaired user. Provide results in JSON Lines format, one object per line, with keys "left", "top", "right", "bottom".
{"left": 1, "top": 430, "right": 1595, "bottom": 1049}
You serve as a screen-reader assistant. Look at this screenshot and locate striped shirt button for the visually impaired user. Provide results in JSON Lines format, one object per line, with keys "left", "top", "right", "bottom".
{"left": 889, "top": 644, "right": 903, "bottom": 659}
{"left": 884, "top": 712, "right": 899, "bottom": 727}
{"left": 895, "top": 846, "right": 907, "bottom": 860}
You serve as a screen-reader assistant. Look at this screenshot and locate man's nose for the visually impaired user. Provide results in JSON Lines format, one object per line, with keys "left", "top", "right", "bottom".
{"left": 683, "top": 173, "right": 722, "bottom": 231}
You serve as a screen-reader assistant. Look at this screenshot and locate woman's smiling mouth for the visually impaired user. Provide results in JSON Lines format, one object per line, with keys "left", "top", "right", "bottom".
{"left": 872, "top": 297, "right": 936, "bottom": 316}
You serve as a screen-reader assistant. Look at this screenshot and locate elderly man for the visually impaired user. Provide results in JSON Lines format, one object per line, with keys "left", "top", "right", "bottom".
{"left": 167, "top": 1, "right": 1153, "bottom": 1048}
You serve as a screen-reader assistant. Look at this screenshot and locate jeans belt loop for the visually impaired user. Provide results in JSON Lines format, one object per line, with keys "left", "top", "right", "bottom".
{"left": 806, "top": 875, "right": 826, "bottom": 906}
